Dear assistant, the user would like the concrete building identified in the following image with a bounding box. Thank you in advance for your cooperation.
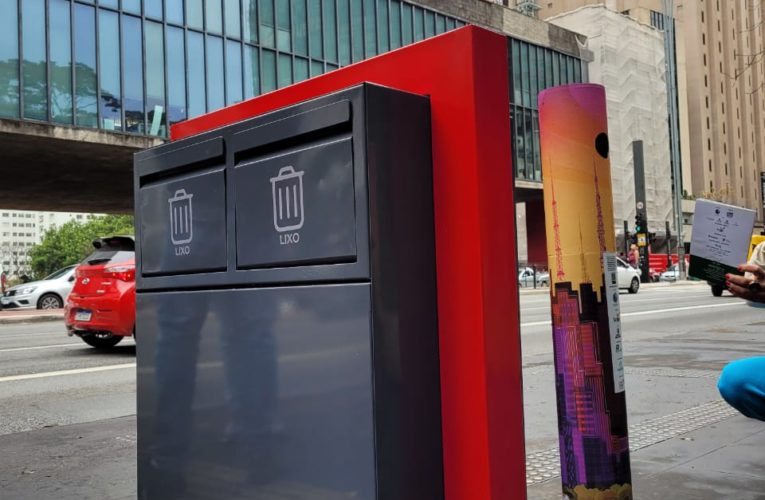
[0,210,96,277]
[547,5,673,237]
[539,0,765,227]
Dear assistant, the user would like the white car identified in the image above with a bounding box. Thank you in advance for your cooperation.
[1,265,77,309]
[518,267,550,287]
[660,264,680,282]
[616,257,641,294]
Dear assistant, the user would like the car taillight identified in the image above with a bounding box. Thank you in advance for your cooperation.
[103,265,135,282]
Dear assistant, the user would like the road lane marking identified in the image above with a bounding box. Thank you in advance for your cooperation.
[521,301,747,327]
[0,343,83,353]
[0,363,136,383]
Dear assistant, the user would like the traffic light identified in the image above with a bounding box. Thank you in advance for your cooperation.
[634,213,645,233]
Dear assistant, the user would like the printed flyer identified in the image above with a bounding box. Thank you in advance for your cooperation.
[689,199,755,284]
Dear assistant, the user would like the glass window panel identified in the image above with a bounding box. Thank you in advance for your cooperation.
[243,0,258,44]
[308,0,322,58]
[188,0,204,30]
[144,22,166,136]
[261,0,275,48]
[277,0,290,51]
[377,0,389,53]
[552,52,560,86]
[98,9,121,131]
[363,0,376,56]
[187,31,205,117]
[50,0,73,124]
[414,7,424,42]
[294,56,308,81]
[22,0,46,120]
[435,14,446,34]
[262,49,277,92]
[513,107,525,179]
[324,0,337,62]
[402,3,413,45]
[166,0,184,25]
[74,4,97,128]
[424,10,435,38]
[338,0,351,64]
[524,108,533,180]
[123,0,141,14]
[544,50,552,89]
[446,17,455,30]
[528,43,537,107]
[122,15,144,132]
[206,36,225,111]
[243,45,260,97]
[277,53,292,88]
[207,0,223,34]
[520,43,530,108]
[292,0,308,55]
[532,111,541,181]
[166,26,186,127]
[573,60,582,83]
[536,46,544,106]
[326,62,337,70]
[389,0,401,49]
[350,0,363,62]
[100,0,119,8]
[0,0,19,119]
[145,0,162,20]
[225,41,243,105]
[225,0,242,38]
[310,59,323,76]
[566,57,574,82]
[511,40,521,105]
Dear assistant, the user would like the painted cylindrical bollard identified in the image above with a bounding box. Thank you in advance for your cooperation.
[538,84,632,499]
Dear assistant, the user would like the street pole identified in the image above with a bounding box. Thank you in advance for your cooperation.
[663,0,686,279]
[665,220,673,268]
[623,220,629,257]
[539,85,631,498]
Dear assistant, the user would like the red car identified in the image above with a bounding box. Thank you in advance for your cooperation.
[65,236,135,349]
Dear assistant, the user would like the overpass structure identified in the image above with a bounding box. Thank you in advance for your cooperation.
[0,120,161,213]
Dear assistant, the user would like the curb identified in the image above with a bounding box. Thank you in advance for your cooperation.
[518,280,707,295]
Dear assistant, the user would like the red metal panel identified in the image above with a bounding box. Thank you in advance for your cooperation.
[172,26,525,500]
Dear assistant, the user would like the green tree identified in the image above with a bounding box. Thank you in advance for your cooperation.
[29,215,134,278]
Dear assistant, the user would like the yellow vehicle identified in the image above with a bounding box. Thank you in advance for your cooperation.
[710,234,765,296]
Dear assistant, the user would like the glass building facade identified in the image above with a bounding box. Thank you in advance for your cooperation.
[0,0,465,137]
[0,0,583,182]
[510,38,586,183]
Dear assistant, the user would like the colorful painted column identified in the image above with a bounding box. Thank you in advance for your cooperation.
[538,84,632,499]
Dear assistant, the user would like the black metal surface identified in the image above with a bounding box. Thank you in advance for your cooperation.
[134,83,443,499]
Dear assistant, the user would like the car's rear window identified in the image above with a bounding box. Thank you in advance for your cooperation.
[82,238,135,266]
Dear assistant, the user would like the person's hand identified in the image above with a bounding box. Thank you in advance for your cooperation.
[726,264,765,303]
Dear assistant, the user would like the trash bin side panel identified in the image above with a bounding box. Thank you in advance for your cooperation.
[140,168,227,276]
[364,86,444,499]
[137,284,375,499]
[235,138,357,269]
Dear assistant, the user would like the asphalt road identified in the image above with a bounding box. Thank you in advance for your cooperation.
[0,281,762,499]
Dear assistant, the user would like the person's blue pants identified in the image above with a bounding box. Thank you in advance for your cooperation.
[718,356,765,422]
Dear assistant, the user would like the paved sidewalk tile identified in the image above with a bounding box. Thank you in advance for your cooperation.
[528,414,765,500]
[0,415,136,500]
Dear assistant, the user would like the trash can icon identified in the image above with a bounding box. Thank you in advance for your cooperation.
[271,166,305,232]
[168,189,193,245]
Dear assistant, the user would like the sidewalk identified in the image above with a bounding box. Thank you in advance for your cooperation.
[528,412,765,499]
[0,410,761,499]
[0,308,64,324]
